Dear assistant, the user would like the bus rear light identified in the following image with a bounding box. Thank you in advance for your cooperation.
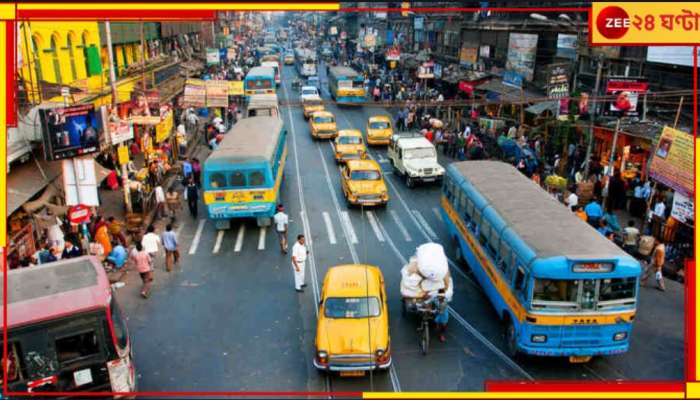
[526,316,537,323]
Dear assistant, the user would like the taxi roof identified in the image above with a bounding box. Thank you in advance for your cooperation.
[369,115,391,123]
[311,110,334,118]
[324,265,383,297]
[337,129,363,137]
[346,159,380,171]
[2,256,111,329]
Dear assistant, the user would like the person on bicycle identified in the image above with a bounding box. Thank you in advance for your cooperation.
[430,289,449,343]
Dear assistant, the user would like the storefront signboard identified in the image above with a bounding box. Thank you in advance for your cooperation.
[671,192,694,224]
[505,33,538,82]
[648,126,693,197]
[62,158,99,206]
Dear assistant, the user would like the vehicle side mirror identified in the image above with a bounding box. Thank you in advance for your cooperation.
[318,299,323,306]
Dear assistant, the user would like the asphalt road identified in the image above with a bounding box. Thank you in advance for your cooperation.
[115,60,685,393]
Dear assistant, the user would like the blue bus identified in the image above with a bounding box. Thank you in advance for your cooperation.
[328,66,366,105]
[244,66,276,96]
[441,161,641,363]
[203,116,287,229]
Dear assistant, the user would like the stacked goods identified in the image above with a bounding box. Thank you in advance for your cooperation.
[400,243,454,301]
[577,181,594,206]
[544,175,567,191]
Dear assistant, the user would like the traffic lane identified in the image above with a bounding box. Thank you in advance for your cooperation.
[310,117,530,390]
[280,76,396,392]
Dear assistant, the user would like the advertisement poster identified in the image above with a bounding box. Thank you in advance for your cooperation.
[546,64,570,99]
[206,80,230,107]
[39,104,102,161]
[117,144,130,165]
[385,46,401,61]
[648,126,693,197]
[329,26,338,35]
[556,34,577,59]
[503,70,523,88]
[479,45,490,58]
[101,105,134,145]
[228,81,244,96]
[646,46,697,67]
[155,112,174,143]
[434,63,443,79]
[183,78,206,108]
[414,16,424,30]
[459,47,478,66]
[417,61,435,79]
[505,33,538,82]
[671,192,694,224]
[62,158,99,206]
[206,48,220,65]
[606,79,649,116]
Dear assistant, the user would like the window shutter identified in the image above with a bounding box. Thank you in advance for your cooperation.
[86,45,103,76]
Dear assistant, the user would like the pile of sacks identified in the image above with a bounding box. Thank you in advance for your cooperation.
[400,243,453,301]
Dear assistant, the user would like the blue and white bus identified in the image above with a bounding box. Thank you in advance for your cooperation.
[244,66,276,96]
[294,48,317,77]
[328,66,366,105]
[203,116,287,229]
[441,161,641,363]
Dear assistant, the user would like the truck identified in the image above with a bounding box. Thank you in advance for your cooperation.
[387,133,445,188]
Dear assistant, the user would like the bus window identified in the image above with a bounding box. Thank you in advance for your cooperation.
[488,226,500,257]
[56,330,101,365]
[473,208,481,231]
[465,197,474,220]
[479,221,490,248]
[248,170,266,187]
[533,279,580,303]
[110,297,129,351]
[458,192,467,218]
[514,267,528,298]
[498,241,511,273]
[229,171,246,187]
[210,172,227,189]
[581,279,597,310]
[599,277,636,304]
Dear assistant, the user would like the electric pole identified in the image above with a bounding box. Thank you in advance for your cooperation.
[583,56,603,179]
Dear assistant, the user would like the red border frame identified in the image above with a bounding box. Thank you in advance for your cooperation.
[2,3,695,398]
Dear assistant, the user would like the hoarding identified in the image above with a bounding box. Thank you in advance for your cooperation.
[606,78,649,116]
[205,80,230,107]
[155,112,174,143]
[505,33,538,82]
[39,104,102,161]
[459,47,478,66]
[546,64,570,99]
[417,61,435,79]
[183,78,207,108]
[206,48,220,65]
[646,46,697,67]
[62,158,99,206]
[648,126,693,197]
[556,34,577,59]
[671,192,694,224]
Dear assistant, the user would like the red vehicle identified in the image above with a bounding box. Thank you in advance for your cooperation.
[2,256,136,395]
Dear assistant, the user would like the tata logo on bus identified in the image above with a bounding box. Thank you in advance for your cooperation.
[571,318,599,325]
[572,263,614,273]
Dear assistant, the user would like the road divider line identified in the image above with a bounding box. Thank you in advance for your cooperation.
[340,211,359,244]
[258,226,267,250]
[366,211,385,242]
[389,210,412,242]
[412,209,438,240]
[234,224,246,253]
[188,219,206,255]
[213,230,225,254]
[322,211,337,244]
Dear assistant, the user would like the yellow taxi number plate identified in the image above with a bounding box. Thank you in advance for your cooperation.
[339,370,366,377]
[569,356,592,363]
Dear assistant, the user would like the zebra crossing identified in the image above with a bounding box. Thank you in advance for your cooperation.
[178,207,445,255]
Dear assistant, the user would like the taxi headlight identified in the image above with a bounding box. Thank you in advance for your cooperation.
[613,332,627,341]
[375,349,385,358]
[317,350,328,361]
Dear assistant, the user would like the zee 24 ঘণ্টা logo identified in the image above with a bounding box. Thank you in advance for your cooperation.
[596,5,700,40]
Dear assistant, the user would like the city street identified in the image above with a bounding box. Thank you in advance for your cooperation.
[115,61,685,392]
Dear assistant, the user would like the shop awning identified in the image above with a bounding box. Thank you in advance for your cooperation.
[7,158,62,217]
[475,79,542,102]
[526,100,559,115]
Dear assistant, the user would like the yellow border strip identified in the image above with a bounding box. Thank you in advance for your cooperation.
[363,392,684,399]
[0,20,7,248]
[17,3,339,11]
[0,4,15,20]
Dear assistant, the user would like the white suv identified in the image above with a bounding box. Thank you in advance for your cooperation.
[387,133,445,188]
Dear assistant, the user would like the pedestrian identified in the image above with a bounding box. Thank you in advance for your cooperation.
[565,185,579,211]
[62,240,82,259]
[192,158,202,188]
[273,204,289,254]
[641,239,667,291]
[166,187,181,219]
[46,210,65,252]
[430,289,449,343]
[574,205,588,222]
[185,178,199,218]
[161,223,179,272]
[182,157,193,183]
[622,220,640,255]
[650,196,666,239]
[154,184,166,220]
[106,240,128,271]
[291,234,308,292]
[584,197,603,228]
[141,224,161,268]
[95,220,112,259]
[130,242,154,298]
[107,216,127,246]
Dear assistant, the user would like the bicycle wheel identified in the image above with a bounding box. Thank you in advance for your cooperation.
[420,320,429,355]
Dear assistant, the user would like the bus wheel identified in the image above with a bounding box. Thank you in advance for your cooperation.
[505,318,519,359]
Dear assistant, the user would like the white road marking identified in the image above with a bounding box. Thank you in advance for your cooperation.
[234,224,246,253]
[212,230,225,254]
[389,209,412,242]
[432,207,442,221]
[340,211,359,244]
[322,211,337,244]
[366,211,385,242]
[258,226,267,250]
[188,219,206,255]
[412,209,438,240]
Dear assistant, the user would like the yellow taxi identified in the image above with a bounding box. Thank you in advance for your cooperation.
[309,111,338,140]
[314,264,391,375]
[366,115,394,145]
[340,159,389,207]
[334,129,367,163]
[302,96,325,120]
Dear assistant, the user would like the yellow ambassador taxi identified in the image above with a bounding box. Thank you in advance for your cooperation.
[340,159,389,207]
[334,129,367,163]
[302,96,325,120]
[366,115,394,145]
[309,111,338,140]
[314,264,391,375]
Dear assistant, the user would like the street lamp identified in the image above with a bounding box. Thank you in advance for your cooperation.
[529,13,548,21]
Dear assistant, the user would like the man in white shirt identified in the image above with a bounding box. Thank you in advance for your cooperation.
[651,198,666,239]
[566,187,579,211]
[141,224,161,267]
[507,125,517,139]
[154,185,166,220]
[273,204,289,254]
[291,234,309,292]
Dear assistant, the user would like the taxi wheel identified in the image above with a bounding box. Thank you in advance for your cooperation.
[405,176,415,188]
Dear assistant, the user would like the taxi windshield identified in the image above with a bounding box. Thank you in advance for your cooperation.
[351,170,380,180]
[324,297,381,318]
[314,116,334,124]
[302,89,317,96]
[370,121,390,129]
[339,136,362,145]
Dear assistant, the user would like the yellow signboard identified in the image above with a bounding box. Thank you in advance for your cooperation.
[155,112,174,143]
[117,144,129,165]
[228,81,244,96]
[591,2,700,44]
[648,126,694,196]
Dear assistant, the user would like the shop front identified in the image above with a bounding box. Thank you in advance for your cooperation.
[593,124,657,181]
